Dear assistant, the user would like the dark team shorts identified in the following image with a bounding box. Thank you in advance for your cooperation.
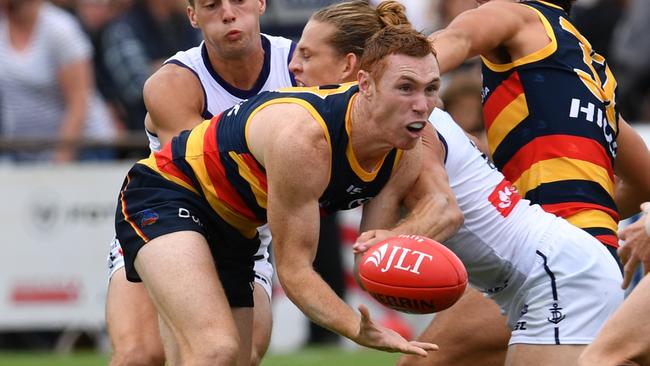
[115,163,260,307]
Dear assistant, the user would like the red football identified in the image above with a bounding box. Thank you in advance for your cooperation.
[358,235,467,314]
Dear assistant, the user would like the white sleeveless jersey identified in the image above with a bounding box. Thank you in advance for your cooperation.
[430,109,558,300]
[145,34,296,151]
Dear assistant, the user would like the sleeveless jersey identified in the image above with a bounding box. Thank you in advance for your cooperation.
[139,83,403,238]
[146,34,296,151]
[480,0,619,246]
[430,108,557,299]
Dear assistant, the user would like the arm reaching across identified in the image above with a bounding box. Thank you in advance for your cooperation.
[355,124,463,253]
[258,103,436,356]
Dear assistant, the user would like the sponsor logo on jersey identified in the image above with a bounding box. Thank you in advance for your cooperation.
[138,209,159,227]
[488,179,521,217]
[547,303,566,324]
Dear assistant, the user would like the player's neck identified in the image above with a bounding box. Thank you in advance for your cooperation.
[206,41,265,91]
[349,95,392,172]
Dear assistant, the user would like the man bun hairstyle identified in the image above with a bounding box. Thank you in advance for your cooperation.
[311,0,410,58]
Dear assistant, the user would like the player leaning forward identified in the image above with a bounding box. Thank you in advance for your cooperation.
[114,26,440,365]
[354,112,624,364]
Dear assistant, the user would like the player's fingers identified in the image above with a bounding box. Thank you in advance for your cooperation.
[401,344,432,357]
[409,341,439,352]
[622,256,640,289]
[357,304,371,322]
[618,245,630,265]
[352,243,369,254]
[641,202,650,213]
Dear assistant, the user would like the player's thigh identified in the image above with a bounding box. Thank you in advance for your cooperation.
[106,268,162,353]
[506,344,584,366]
[251,283,272,365]
[397,287,509,366]
[135,231,240,350]
[580,275,650,366]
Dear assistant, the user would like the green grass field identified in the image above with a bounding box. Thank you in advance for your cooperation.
[0,346,401,366]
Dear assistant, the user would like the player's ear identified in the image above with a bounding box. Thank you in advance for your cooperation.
[358,70,374,99]
[258,0,266,14]
[341,53,359,83]
[187,4,199,28]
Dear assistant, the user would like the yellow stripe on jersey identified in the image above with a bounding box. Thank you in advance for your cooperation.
[536,0,563,10]
[481,6,558,72]
[392,149,405,173]
[513,157,615,197]
[276,82,358,97]
[229,151,268,209]
[184,123,259,239]
[138,156,200,196]
[487,93,529,156]
[565,208,619,233]
[245,97,333,182]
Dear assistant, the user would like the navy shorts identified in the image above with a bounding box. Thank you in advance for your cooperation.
[115,163,260,307]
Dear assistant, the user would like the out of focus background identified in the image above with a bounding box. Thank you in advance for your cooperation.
[0,0,648,364]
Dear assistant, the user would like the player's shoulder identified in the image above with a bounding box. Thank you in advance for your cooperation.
[144,63,202,101]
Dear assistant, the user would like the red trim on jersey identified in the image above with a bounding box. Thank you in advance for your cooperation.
[239,153,268,192]
[483,71,524,130]
[595,234,619,248]
[203,116,257,220]
[501,135,615,183]
[541,202,620,223]
[154,143,194,188]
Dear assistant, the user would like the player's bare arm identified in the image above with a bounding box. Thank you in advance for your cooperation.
[613,116,650,219]
[356,124,463,254]
[430,1,548,73]
[252,103,434,356]
[143,63,205,145]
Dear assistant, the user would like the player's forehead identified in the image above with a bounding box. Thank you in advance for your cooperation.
[297,20,335,49]
[382,53,439,84]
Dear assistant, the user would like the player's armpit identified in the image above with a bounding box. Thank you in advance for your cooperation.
[143,63,205,146]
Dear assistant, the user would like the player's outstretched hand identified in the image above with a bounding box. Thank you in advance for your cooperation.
[353,230,396,254]
[353,304,438,357]
[618,203,650,289]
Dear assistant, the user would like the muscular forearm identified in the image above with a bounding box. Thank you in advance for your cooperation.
[278,264,360,340]
[397,193,463,243]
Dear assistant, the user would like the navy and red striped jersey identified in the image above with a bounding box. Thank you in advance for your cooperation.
[138,82,402,238]
[481,0,620,246]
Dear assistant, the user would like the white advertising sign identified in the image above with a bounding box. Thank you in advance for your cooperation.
[0,162,132,330]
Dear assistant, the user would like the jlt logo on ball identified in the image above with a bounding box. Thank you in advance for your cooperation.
[364,242,433,275]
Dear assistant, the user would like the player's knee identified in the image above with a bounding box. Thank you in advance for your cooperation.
[110,345,165,366]
[249,349,263,366]
[190,338,240,365]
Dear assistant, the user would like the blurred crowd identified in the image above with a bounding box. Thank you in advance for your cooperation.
[0,0,648,164]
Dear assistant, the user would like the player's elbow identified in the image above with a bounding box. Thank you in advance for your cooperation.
[275,260,308,299]
[446,204,464,237]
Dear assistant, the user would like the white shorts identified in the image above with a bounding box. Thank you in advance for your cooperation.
[496,219,623,345]
[108,224,274,300]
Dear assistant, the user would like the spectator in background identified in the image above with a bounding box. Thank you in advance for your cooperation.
[0,0,117,162]
[101,0,200,132]
[75,0,127,137]
[609,0,650,122]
